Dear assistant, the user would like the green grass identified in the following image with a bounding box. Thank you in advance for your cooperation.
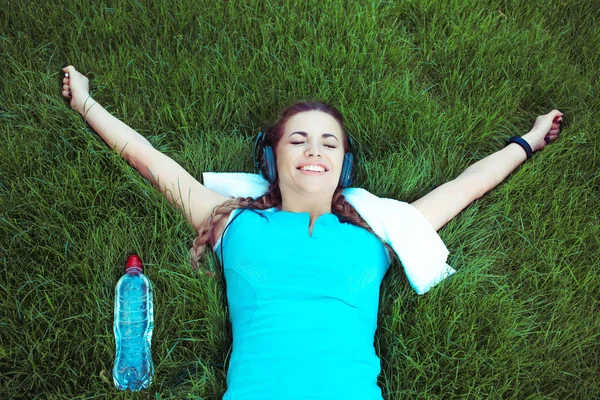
[2,0,599,398]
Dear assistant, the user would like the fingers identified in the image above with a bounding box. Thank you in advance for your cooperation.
[554,115,564,136]
[62,66,72,98]
[61,65,90,95]
[543,109,564,133]
[544,112,565,143]
[545,124,561,139]
[61,65,76,83]
[553,114,564,129]
[543,110,564,127]
[62,83,71,98]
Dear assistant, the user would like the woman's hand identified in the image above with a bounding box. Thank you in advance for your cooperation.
[521,109,564,152]
[61,65,91,116]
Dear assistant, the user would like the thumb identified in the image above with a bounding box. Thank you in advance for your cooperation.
[62,65,76,77]
[548,109,563,121]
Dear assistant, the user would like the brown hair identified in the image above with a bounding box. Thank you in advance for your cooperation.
[190,101,393,272]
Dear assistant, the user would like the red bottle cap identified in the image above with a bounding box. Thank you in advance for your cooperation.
[125,254,143,273]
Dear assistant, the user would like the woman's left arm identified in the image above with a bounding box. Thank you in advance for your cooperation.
[411,110,564,231]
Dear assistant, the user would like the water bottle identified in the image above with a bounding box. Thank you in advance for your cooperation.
[113,254,154,391]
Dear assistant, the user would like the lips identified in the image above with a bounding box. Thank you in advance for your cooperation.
[296,163,328,172]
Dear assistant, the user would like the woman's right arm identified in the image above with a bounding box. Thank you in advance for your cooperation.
[61,65,230,230]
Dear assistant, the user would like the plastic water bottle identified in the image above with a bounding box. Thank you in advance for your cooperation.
[113,254,154,391]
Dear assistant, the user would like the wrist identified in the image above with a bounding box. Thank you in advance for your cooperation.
[507,136,533,159]
[78,95,97,119]
[520,131,542,153]
[73,93,89,115]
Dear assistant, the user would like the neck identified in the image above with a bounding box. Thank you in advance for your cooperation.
[279,192,333,218]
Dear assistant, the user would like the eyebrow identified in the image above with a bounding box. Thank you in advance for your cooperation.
[288,131,339,141]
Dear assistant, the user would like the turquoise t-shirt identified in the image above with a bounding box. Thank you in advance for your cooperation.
[215,207,392,400]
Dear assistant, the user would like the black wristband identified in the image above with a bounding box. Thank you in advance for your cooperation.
[507,136,533,159]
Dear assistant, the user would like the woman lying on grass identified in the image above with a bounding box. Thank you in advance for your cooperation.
[61,65,563,399]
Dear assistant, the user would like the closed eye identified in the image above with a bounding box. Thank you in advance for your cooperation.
[290,141,337,149]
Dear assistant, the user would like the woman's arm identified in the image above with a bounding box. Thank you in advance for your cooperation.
[411,110,564,231]
[61,65,230,230]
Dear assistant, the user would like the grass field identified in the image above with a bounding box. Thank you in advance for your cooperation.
[1,0,599,398]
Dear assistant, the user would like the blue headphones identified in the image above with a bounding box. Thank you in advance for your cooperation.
[253,131,355,188]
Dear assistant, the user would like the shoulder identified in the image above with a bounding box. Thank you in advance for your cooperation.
[210,207,273,251]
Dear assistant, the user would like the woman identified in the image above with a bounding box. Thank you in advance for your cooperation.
[61,65,563,399]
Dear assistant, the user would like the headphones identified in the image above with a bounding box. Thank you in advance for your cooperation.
[253,130,355,188]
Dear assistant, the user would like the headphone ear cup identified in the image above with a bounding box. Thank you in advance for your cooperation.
[263,146,277,183]
[339,152,354,188]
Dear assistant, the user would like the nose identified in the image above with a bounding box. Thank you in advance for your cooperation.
[304,141,321,157]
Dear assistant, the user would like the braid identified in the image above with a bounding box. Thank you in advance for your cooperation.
[189,197,251,271]
[189,183,282,273]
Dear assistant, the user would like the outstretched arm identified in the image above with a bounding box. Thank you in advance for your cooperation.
[61,66,229,230]
[411,110,564,231]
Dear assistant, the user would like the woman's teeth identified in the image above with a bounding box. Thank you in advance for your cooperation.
[300,165,325,172]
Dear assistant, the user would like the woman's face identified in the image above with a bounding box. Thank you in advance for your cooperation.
[275,110,346,196]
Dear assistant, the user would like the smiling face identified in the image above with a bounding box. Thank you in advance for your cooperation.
[274,110,346,199]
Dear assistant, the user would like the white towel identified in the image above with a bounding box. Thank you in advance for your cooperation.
[202,172,456,294]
